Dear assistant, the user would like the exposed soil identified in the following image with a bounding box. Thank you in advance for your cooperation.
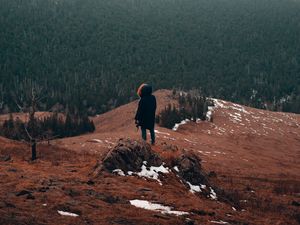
[0,89,299,225]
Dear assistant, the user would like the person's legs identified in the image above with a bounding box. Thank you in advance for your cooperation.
[141,128,147,141]
[150,128,155,145]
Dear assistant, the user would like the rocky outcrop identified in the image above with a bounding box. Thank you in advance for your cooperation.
[98,139,162,173]
[95,139,209,186]
[174,152,209,185]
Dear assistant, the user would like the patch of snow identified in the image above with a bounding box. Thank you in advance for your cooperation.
[113,169,126,176]
[172,119,190,131]
[129,161,170,185]
[58,210,79,217]
[217,127,226,133]
[155,130,170,136]
[212,99,225,108]
[212,98,250,115]
[90,139,103,143]
[250,89,258,100]
[206,106,214,121]
[173,166,179,172]
[105,140,115,145]
[209,187,217,200]
[231,103,250,114]
[228,113,242,122]
[130,199,189,216]
[187,182,201,193]
[187,182,206,194]
[210,220,229,224]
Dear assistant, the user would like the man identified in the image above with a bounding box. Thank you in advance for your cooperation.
[135,84,157,145]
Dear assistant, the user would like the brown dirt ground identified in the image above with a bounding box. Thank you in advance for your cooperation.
[1,89,300,225]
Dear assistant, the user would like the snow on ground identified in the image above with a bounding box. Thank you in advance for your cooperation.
[187,182,206,194]
[112,169,126,176]
[113,161,170,185]
[57,210,79,217]
[209,187,218,200]
[135,161,170,185]
[210,220,229,224]
[90,139,103,143]
[211,98,251,115]
[129,200,189,216]
[173,166,179,172]
[186,182,217,200]
[173,119,190,131]
[228,112,242,123]
[105,140,115,145]
[208,98,296,136]
[155,129,170,136]
[206,106,214,121]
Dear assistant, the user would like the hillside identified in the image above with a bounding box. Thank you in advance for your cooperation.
[0,90,299,224]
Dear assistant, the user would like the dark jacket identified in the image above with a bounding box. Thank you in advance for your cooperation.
[135,85,157,130]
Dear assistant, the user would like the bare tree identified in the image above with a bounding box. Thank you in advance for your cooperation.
[11,80,46,160]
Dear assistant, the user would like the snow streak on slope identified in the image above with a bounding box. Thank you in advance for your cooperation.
[129,200,189,216]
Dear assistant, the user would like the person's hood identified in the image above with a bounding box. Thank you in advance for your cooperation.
[137,84,152,97]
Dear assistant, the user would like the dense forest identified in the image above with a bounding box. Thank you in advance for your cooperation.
[0,113,95,141]
[1,0,300,115]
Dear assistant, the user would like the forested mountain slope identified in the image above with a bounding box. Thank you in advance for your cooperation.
[1,0,300,114]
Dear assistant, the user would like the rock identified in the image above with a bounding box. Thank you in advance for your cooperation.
[26,193,35,200]
[191,209,215,216]
[87,180,95,185]
[175,152,208,185]
[1,155,11,162]
[4,202,16,208]
[185,218,195,225]
[138,188,152,192]
[292,201,300,207]
[38,187,50,192]
[161,143,179,152]
[208,171,217,178]
[85,189,122,204]
[98,139,162,173]
[16,190,32,197]
[66,189,80,197]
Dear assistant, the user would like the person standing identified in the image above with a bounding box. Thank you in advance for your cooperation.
[135,84,157,145]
